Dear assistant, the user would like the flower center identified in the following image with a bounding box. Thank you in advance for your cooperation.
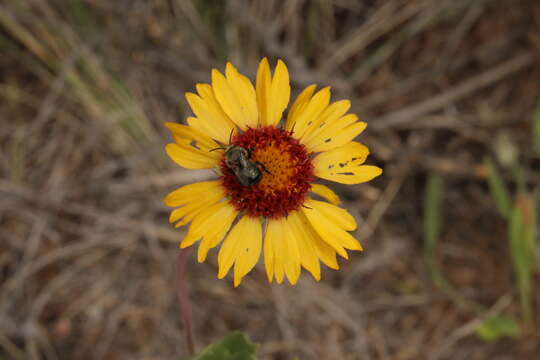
[220,126,314,218]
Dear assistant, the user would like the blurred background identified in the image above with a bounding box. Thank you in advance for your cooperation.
[1,0,539,359]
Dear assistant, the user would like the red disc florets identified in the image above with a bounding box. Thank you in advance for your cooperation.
[220,126,314,218]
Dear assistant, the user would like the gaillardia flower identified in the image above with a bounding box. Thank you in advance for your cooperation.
[165,58,382,286]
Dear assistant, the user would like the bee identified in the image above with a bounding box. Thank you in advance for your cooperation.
[223,145,262,186]
[210,130,270,186]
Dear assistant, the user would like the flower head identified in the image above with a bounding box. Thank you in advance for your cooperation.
[165,58,382,286]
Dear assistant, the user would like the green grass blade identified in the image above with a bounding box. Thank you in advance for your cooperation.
[485,157,512,218]
[424,173,445,287]
[509,198,535,324]
[533,102,540,156]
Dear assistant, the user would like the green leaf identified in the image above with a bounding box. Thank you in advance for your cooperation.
[423,173,445,287]
[191,332,257,360]
[476,315,521,342]
[484,157,512,218]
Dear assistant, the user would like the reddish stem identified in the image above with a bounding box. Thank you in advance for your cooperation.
[176,248,195,355]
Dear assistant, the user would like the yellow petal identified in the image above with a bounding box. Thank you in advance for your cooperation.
[288,211,321,281]
[256,58,272,126]
[212,66,257,130]
[286,86,331,139]
[164,181,223,207]
[315,238,339,269]
[302,207,347,258]
[318,164,382,185]
[303,114,359,150]
[310,184,341,205]
[173,202,226,229]
[217,223,242,279]
[164,122,218,150]
[195,83,236,135]
[296,211,339,269]
[263,220,275,282]
[281,217,301,285]
[285,85,317,131]
[185,87,236,144]
[226,63,258,127]
[233,220,263,287]
[198,228,228,263]
[266,218,286,284]
[313,142,382,184]
[180,201,235,248]
[211,69,246,129]
[306,198,357,231]
[166,181,224,229]
[257,58,291,127]
[269,59,290,126]
[265,218,292,284]
[309,122,367,152]
[217,216,262,287]
[170,202,206,225]
[165,141,220,169]
[197,203,238,262]
[301,99,350,144]
[302,201,363,257]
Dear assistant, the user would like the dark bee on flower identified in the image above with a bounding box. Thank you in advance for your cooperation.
[223,146,262,186]
[210,130,270,186]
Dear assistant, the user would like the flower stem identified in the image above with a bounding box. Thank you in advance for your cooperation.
[176,247,195,355]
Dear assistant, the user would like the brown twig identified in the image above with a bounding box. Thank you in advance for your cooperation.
[371,52,536,130]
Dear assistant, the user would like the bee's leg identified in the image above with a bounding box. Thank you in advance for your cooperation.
[212,166,223,177]
[255,161,272,175]
[289,122,296,135]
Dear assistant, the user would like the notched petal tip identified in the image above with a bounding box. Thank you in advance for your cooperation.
[275,59,289,75]
[288,276,299,285]
[211,68,223,81]
[320,85,332,94]
[225,62,238,77]
[259,57,269,66]
[184,91,197,102]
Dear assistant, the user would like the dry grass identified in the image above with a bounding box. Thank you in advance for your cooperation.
[1,0,540,359]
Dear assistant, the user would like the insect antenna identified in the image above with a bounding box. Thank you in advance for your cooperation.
[209,146,227,152]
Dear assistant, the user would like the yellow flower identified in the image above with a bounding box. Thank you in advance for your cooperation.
[164,58,382,286]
